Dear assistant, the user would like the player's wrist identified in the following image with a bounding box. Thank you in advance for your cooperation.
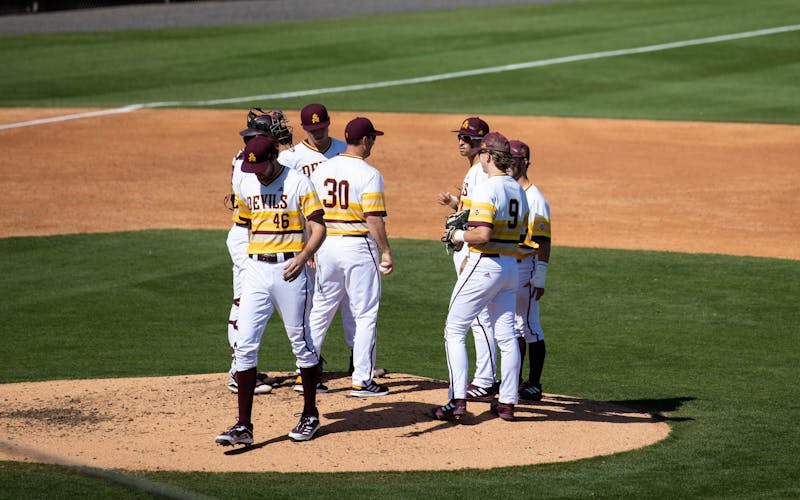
[531,260,548,288]
[452,229,465,243]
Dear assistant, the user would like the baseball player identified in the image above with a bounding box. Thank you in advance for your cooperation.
[507,140,551,402]
[225,108,293,396]
[308,117,394,398]
[437,117,500,403]
[435,132,529,422]
[277,103,356,391]
[215,135,327,445]
[279,103,347,176]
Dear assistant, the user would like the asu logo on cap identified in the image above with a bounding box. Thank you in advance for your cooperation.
[453,116,489,138]
[248,152,257,162]
[300,103,331,131]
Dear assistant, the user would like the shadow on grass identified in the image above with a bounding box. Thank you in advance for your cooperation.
[607,397,695,422]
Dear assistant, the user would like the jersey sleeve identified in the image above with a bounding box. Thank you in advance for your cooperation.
[523,186,551,246]
[362,170,387,217]
[467,182,494,228]
[298,175,325,221]
[230,154,250,227]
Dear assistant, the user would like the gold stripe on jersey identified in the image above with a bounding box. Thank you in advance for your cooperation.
[513,215,550,260]
[322,204,368,235]
[238,188,324,254]
[323,191,386,236]
[361,191,387,217]
[529,214,551,239]
[467,201,528,256]
[231,195,248,226]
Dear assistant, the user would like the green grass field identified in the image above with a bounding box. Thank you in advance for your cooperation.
[2,0,799,498]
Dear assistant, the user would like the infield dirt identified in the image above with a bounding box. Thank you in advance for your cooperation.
[0,109,797,472]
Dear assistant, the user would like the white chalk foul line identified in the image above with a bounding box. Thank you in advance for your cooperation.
[1,24,797,130]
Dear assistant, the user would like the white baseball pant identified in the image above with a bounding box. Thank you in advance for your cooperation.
[234,256,319,372]
[309,235,382,387]
[445,253,520,405]
[452,245,498,389]
[515,256,545,342]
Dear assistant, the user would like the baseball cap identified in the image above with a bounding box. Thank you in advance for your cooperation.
[241,135,278,173]
[480,131,511,154]
[344,117,384,141]
[509,140,531,160]
[452,116,489,139]
[300,103,330,131]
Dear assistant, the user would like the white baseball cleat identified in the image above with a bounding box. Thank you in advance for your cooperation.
[227,372,273,394]
[350,381,389,397]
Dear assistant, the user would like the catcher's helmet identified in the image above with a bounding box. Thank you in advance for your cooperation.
[240,108,293,146]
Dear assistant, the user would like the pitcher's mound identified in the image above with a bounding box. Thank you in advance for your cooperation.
[0,372,669,472]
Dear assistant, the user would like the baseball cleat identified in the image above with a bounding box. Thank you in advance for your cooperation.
[490,401,515,421]
[288,414,321,442]
[292,374,330,393]
[215,423,254,446]
[350,381,389,397]
[519,382,543,402]
[432,399,467,421]
[465,382,497,403]
[227,372,273,394]
[226,375,237,394]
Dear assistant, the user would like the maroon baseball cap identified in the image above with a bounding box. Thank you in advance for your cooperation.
[300,103,330,131]
[241,135,278,173]
[452,116,489,139]
[345,117,384,141]
[480,131,511,154]
[509,140,531,160]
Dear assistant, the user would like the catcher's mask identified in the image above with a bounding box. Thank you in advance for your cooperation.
[240,108,294,146]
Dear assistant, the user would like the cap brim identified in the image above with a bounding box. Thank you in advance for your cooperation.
[374,130,385,136]
[241,162,269,173]
[301,120,330,132]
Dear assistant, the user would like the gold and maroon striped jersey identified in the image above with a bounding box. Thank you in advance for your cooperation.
[514,181,551,259]
[230,150,249,226]
[234,165,324,254]
[457,159,487,213]
[467,174,529,256]
[310,153,387,236]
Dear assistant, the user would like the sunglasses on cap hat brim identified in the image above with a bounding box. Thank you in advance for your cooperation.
[458,134,483,141]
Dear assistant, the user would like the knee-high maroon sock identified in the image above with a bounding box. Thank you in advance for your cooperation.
[528,340,546,386]
[236,367,257,426]
[299,364,320,417]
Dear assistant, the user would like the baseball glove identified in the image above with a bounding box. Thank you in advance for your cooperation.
[441,209,470,253]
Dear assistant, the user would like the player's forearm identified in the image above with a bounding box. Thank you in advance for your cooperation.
[461,226,491,245]
[366,216,392,254]
[300,220,327,262]
[533,236,551,262]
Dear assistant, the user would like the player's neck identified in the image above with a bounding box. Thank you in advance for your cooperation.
[486,163,507,177]
[256,164,285,186]
[344,144,367,159]
[308,136,331,152]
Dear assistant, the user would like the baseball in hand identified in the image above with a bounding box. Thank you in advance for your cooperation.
[379,264,390,275]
